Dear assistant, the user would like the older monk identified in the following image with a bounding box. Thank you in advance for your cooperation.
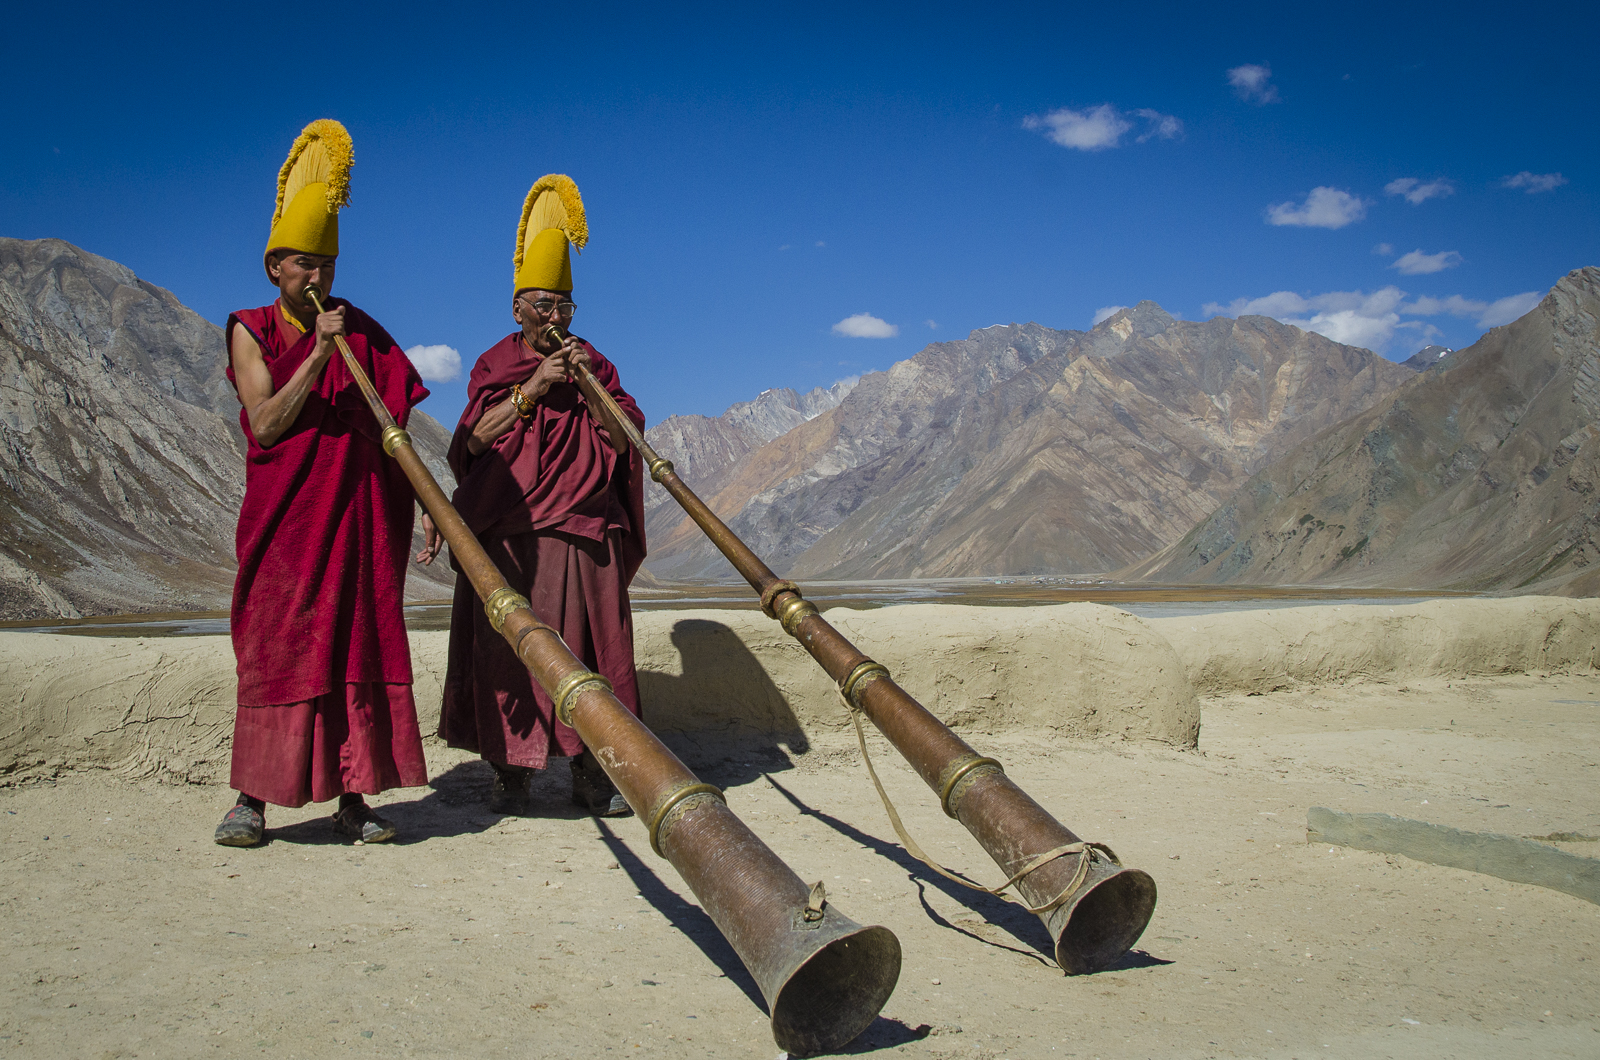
[438,174,645,817]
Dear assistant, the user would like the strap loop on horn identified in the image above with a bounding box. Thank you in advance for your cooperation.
[837,690,1120,956]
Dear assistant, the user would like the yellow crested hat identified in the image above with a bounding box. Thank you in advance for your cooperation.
[263,119,353,267]
[514,174,587,294]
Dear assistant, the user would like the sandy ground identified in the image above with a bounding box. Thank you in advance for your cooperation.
[3,667,1598,1059]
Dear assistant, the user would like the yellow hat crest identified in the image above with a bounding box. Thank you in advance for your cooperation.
[514,174,587,293]
[264,119,353,263]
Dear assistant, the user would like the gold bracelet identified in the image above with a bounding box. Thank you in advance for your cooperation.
[510,384,534,421]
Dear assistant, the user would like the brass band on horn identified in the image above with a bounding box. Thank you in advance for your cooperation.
[544,319,1158,976]
[302,285,902,1055]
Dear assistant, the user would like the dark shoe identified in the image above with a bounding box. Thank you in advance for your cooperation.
[332,802,396,844]
[214,803,264,847]
[570,755,632,818]
[488,764,532,815]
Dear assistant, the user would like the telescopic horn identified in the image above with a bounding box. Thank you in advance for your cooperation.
[304,287,901,1053]
[543,320,1156,975]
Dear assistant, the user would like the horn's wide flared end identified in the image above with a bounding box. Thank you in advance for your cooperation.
[769,922,901,1056]
[1052,866,1158,975]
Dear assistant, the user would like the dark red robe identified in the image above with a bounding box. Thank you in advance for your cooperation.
[438,333,646,770]
[224,299,430,806]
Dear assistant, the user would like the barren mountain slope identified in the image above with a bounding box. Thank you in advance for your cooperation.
[644,304,1411,580]
[1124,267,1600,594]
[0,238,453,618]
[640,381,853,552]
[792,303,1412,578]
[642,323,1076,579]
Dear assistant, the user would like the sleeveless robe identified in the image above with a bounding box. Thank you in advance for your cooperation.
[223,298,430,806]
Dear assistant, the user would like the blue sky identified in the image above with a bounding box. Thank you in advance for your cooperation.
[3,1,1594,428]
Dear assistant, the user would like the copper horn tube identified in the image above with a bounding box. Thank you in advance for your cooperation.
[303,288,900,1054]
[548,323,1156,974]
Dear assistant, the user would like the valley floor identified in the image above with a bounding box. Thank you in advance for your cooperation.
[3,674,1598,1059]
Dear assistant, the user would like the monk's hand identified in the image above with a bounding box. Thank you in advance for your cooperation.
[566,338,593,378]
[313,305,347,362]
[415,511,442,565]
[527,346,572,399]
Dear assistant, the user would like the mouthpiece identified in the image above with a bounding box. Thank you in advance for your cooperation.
[302,284,325,311]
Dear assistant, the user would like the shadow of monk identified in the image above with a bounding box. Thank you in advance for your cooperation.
[638,618,809,787]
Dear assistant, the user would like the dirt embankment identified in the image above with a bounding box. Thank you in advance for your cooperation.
[3,597,1596,784]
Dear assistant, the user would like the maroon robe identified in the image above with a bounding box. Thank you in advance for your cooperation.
[224,299,430,806]
[438,333,646,770]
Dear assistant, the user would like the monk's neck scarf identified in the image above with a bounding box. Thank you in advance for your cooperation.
[278,298,308,334]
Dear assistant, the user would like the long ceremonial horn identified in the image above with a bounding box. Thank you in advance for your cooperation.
[301,287,901,1055]
[546,323,1156,974]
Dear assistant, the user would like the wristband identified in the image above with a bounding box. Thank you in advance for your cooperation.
[510,384,535,421]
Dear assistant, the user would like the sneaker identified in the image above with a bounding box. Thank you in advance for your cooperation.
[214,803,264,847]
[570,755,632,818]
[488,764,532,816]
[331,802,396,844]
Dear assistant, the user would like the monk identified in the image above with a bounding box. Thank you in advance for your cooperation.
[214,120,430,847]
[438,174,645,817]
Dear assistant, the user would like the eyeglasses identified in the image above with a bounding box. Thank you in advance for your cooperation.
[520,294,577,320]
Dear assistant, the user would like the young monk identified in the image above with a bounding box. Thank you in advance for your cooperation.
[213,119,430,847]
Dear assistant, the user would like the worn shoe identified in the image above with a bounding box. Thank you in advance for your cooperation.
[488,764,532,816]
[570,755,632,818]
[214,803,264,847]
[331,802,397,844]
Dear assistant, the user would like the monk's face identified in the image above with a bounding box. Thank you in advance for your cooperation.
[513,288,574,352]
[268,251,337,315]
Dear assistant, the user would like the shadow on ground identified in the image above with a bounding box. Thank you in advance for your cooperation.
[642,618,810,789]
[591,816,767,1012]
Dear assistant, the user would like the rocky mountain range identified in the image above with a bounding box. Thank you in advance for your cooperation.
[0,238,453,619]
[642,381,855,549]
[8,235,1591,616]
[640,306,1414,581]
[1122,267,1600,596]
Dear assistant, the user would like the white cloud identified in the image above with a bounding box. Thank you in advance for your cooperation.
[832,313,898,338]
[1266,186,1367,229]
[925,319,939,330]
[1024,104,1130,151]
[1391,249,1463,275]
[1227,63,1279,104]
[1373,242,1394,256]
[1203,284,1547,351]
[1092,305,1129,326]
[1204,287,1411,350]
[1133,109,1185,142]
[1408,290,1544,328]
[1384,177,1455,205]
[1502,171,1567,194]
[1023,105,1181,151]
[405,343,461,382]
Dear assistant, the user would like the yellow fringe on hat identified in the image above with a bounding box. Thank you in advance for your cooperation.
[265,119,353,258]
[273,119,353,225]
[513,174,587,293]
